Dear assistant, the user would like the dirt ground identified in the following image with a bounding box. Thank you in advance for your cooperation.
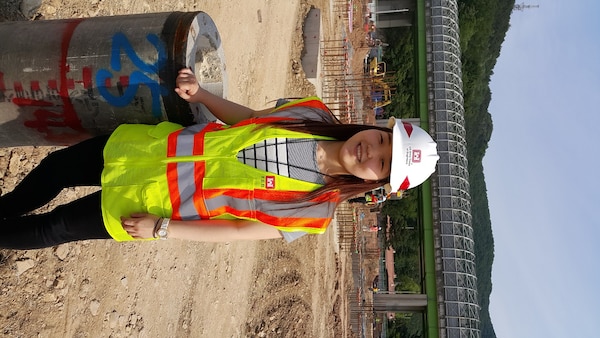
[0,0,371,337]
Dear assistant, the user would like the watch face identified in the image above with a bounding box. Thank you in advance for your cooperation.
[158,229,168,237]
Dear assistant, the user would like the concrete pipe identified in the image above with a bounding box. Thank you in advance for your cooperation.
[0,11,227,146]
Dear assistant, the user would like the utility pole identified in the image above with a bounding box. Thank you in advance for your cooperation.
[514,2,540,11]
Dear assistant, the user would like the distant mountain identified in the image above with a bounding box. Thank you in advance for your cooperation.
[455,1,515,336]
[381,1,516,337]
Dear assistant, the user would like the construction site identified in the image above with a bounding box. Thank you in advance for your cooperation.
[0,0,478,337]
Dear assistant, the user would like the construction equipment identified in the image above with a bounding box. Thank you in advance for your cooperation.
[369,57,387,77]
[371,78,391,108]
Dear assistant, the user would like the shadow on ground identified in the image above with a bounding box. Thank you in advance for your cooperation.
[0,0,27,22]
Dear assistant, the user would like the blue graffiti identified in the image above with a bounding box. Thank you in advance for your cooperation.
[97,32,168,118]
[97,70,167,112]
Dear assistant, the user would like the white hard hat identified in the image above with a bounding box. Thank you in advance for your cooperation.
[388,117,439,192]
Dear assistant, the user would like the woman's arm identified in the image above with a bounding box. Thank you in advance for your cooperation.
[121,213,283,242]
[175,68,273,125]
[168,218,283,242]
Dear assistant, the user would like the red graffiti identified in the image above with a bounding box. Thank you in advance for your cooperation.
[58,20,82,128]
[31,81,40,91]
[13,96,89,144]
[14,81,23,94]
[48,79,58,90]
[12,98,53,107]
[82,66,92,89]
[12,19,87,142]
[119,75,129,87]
[14,97,80,130]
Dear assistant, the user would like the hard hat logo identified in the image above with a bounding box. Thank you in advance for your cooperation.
[412,149,422,163]
[403,146,420,166]
[389,118,439,192]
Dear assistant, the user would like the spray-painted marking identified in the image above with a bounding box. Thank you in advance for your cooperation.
[96,32,168,117]
[12,98,53,107]
[48,79,58,90]
[82,67,93,89]
[58,19,84,131]
[15,19,86,143]
[14,82,23,96]
[14,96,90,144]
[119,76,129,87]
[0,28,85,139]
[15,98,72,136]
[2,21,168,143]
[31,81,40,91]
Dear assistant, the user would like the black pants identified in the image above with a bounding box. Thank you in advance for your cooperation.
[0,135,112,249]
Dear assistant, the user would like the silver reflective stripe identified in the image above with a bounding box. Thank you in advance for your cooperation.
[202,193,335,222]
[256,198,335,220]
[204,194,254,217]
[176,162,200,220]
[175,125,204,156]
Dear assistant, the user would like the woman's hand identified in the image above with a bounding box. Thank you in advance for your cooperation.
[175,68,203,102]
[121,213,160,239]
[174,68,273,125]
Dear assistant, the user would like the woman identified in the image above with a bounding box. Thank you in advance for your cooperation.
[0,69,438,249]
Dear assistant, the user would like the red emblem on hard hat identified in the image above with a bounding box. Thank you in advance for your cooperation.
[412,150,422,163]
[399,177,410,191]
[402,122,413,137]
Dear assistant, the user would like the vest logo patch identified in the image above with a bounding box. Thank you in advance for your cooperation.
[265,176,276,189]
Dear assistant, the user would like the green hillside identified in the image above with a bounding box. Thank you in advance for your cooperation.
[380,1,515,337]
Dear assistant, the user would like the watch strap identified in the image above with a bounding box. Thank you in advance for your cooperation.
[157,217,170,240]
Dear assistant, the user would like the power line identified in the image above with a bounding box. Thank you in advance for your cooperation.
[514,2,540,11]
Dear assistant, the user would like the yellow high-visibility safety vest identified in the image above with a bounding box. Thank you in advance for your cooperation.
[101,99,340,241]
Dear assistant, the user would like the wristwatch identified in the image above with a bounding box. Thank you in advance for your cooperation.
[156,218,170,240]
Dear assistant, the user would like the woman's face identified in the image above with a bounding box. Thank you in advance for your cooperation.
[339,129,392,181]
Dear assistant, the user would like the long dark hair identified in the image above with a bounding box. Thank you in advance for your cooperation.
[259,106,392,203]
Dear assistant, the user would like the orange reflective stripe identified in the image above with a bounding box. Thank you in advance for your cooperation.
[167,129,181,157]
[166,162,182,220]
[209,206,253,219]
[252,189,306,201]
[254,189,340,204]
[273,97,331,113]
[192,133,204,156]
[202,188,247,200]
[233,116,294,128]
[310,190,341,204]
[192,161,209,218]
[192,122,223,155]
[293,99,330,111]
[254,210,329,230]
[167,129,183,219]
[208,206,329,231]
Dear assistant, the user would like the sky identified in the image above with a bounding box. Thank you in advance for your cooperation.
[485,1,600,337]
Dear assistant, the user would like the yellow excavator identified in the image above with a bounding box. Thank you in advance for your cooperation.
[371,78,391,108]
[368,57,386,77]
